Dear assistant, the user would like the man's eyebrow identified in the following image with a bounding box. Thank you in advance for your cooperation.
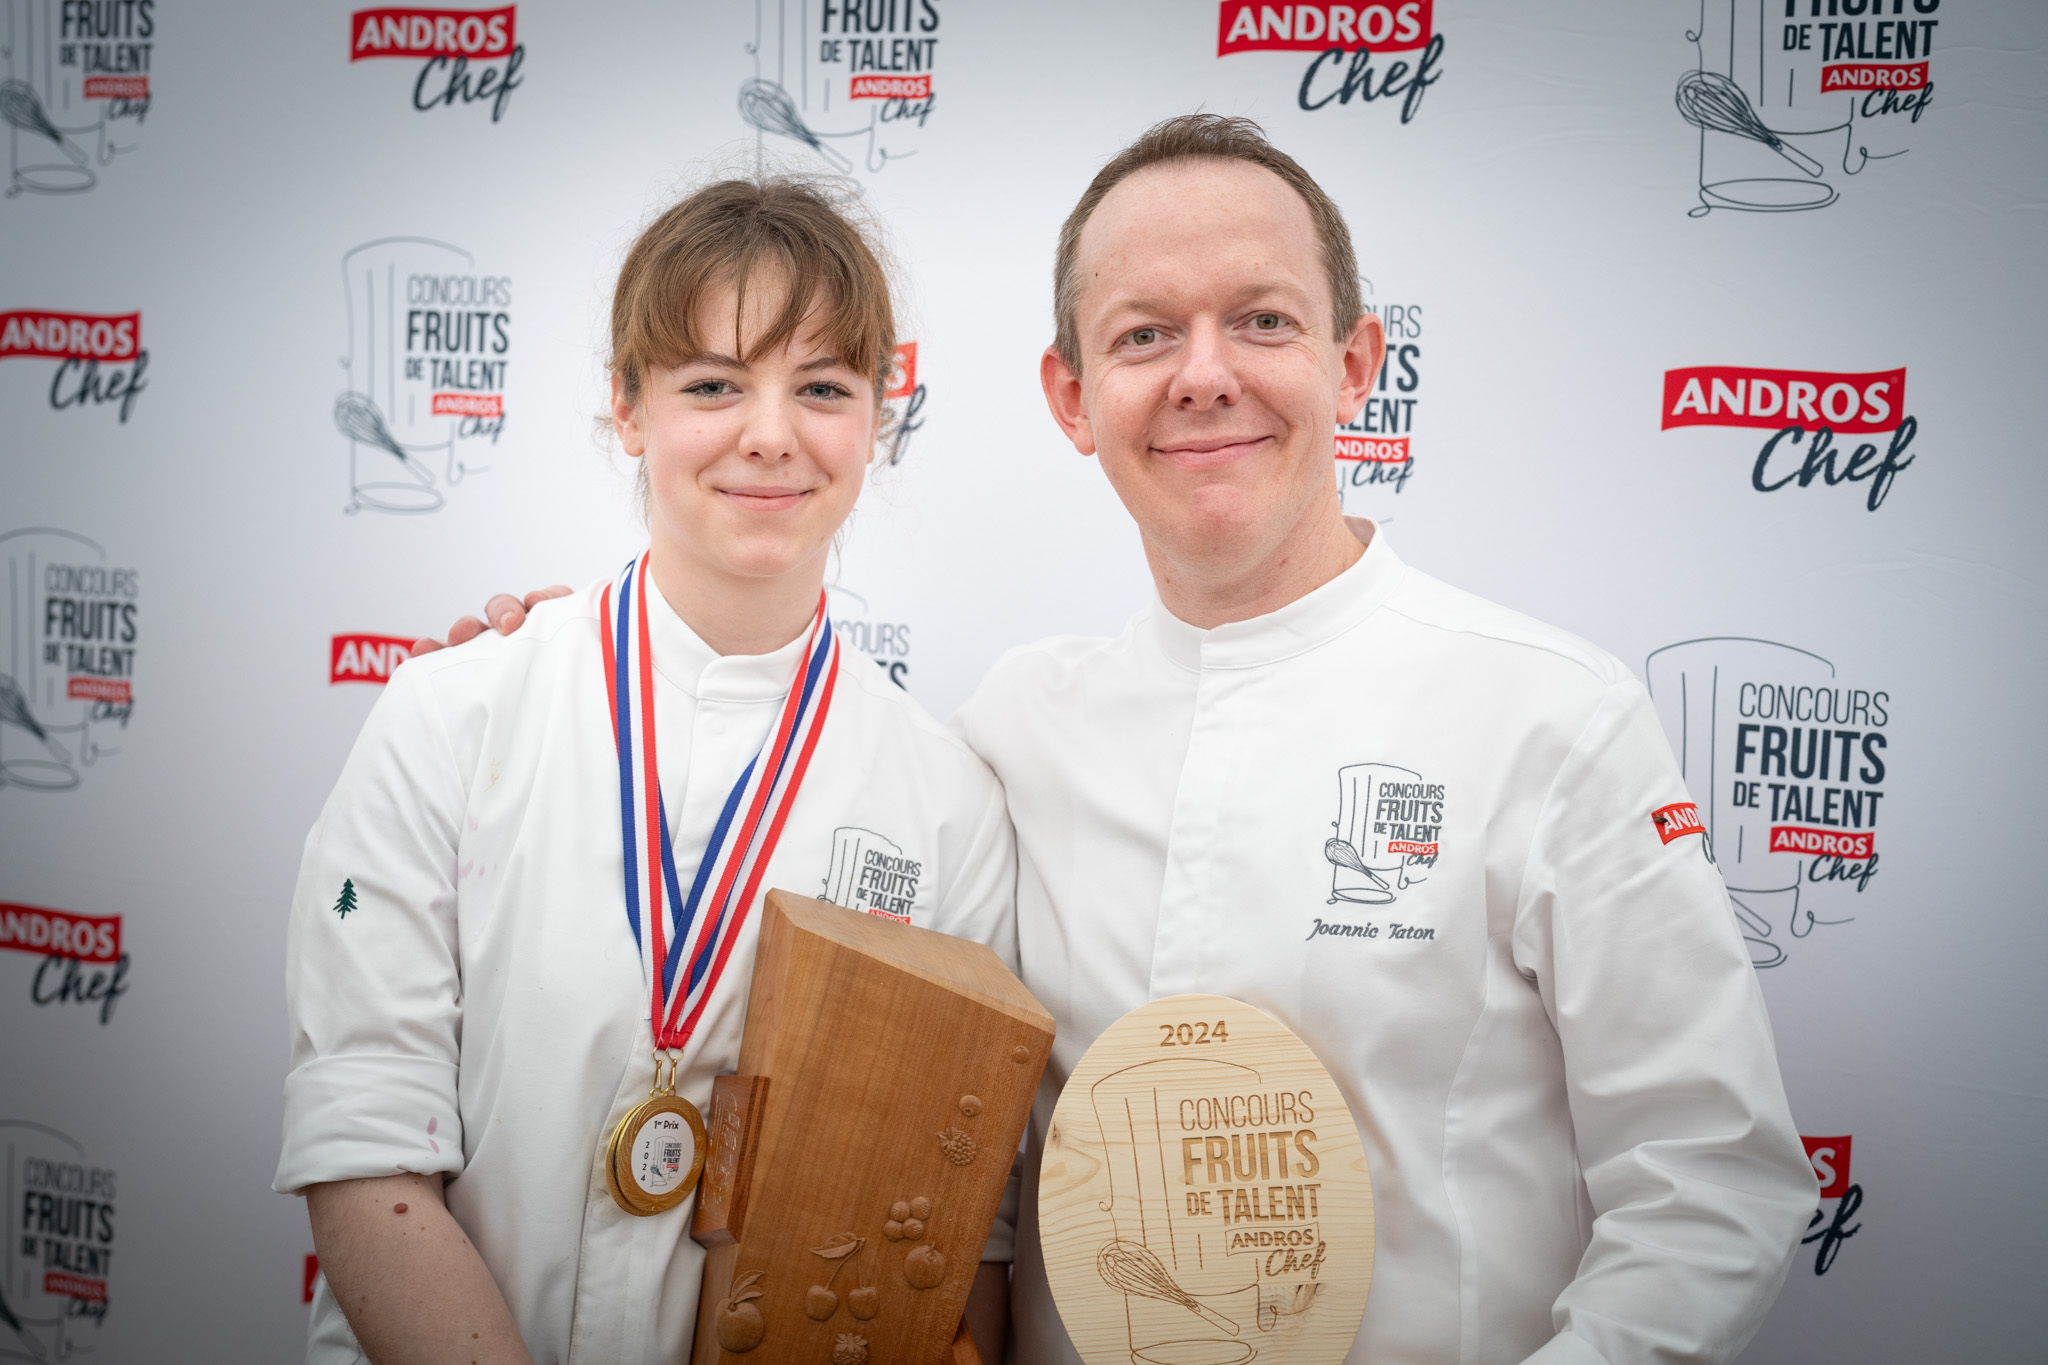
[1095,281,1315,320]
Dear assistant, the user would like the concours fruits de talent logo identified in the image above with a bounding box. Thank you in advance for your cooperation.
[2,1,153,197]
[1648,638,1892,969]
[735,0,944,176]
[1675,0,1944,216]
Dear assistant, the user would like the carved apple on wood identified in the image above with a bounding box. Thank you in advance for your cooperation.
[903,1244,946,1290]
[716,1271,767,1352]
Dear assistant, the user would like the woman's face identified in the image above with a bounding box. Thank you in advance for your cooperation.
[614,278,878,595]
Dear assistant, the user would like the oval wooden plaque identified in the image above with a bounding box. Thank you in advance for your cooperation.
[1040,995,1373,1365]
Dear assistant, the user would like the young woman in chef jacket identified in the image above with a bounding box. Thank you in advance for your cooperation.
[274,179,1017,1365]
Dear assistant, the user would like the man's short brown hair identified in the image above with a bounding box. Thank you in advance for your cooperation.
[1052,114,1363,371]
[609,176,895,409]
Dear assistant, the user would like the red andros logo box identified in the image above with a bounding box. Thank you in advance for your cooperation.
[0,312,141,362]
[1662,365,1906,436]
[1218,2,1433,55]
[350,7,516,60]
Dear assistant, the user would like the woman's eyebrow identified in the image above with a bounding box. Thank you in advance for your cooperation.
[796,355,849,372]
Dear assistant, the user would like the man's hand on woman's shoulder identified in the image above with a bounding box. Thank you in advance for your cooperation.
[411,585,573,657]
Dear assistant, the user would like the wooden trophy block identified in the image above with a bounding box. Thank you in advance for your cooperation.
[692,890,1054,1365]
[1039,995,1374,1365]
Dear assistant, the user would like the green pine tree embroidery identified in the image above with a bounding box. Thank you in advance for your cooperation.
[333,878,358,920]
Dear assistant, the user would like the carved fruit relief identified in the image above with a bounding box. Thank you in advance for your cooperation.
[832,1333,870,1364]
[903,1244,946,1290]
[846,1286,880,1320]
[958,1095,982,1117]
[937,1127,977,1166]
[717,1271,767,1352]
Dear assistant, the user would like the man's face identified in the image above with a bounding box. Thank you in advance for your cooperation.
[1043,158,1381,575]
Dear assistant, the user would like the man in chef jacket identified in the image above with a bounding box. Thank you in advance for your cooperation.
[435,116,1817,1364]
[952,115,1817,1365]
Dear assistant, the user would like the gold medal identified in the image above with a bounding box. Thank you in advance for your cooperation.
[606,1052,709,1217]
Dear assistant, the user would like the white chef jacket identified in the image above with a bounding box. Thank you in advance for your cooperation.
[275,577,1016,1365]
[954,523,1816,1365]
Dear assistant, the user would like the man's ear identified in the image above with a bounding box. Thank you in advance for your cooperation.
[612,372,647,458]
[1040,345,1097,457]
[1334,312,1386,427]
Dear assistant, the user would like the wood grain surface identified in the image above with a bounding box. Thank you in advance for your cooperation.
[1039,995,1373,1365]
[691,890,1053,1365]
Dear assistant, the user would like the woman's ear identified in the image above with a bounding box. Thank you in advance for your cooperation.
[612,371,646,457]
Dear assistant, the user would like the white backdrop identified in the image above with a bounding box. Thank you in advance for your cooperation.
[3,1,2044,1360]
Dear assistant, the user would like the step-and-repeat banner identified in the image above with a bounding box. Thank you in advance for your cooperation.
[3,2,2042,1360]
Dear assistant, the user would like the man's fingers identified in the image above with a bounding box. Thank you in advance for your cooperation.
[483,593,526,635]
[447,616,487,647]
[410,636,446,656]
[523,585,573,611]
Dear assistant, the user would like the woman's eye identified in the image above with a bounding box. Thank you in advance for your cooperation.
[686,380,731,397]
[803,382,850,399]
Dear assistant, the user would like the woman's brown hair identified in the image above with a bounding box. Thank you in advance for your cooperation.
[609,176,896,409]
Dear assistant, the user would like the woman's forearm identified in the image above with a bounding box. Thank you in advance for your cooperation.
[307,1172,534,1365]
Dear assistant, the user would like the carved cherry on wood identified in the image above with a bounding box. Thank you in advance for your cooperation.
[689,891,1054,1365]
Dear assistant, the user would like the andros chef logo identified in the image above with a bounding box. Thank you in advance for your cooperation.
[1675,0,1944,216]
[1660,364,1918,512]
[0,528,138,794]
[1335,288,1424,514]
[349,7,523,122]
[1800,1135,1863,1276]
[2,902,130,1027]
[1647,638,1892,968]
[0,311,147,423]
[733,0,942,176]
[2,2,153,196]
[1308,762,1442,945]
[2,1121,119,1351]
[330,634,414,685]
[333,238,510,515]
[1217,2,1445,124]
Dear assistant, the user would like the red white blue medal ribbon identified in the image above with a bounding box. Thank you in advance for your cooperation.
[601,551,840,1053]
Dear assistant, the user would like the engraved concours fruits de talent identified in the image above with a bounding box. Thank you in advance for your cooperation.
[1041,995,1375,1365]
[600,550,841,1216]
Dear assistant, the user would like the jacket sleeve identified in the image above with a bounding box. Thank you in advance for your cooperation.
[1512,679,1817,1365]
[274,661,470,1194]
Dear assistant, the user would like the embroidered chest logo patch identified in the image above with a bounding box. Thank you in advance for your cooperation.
[1325,763,1443,908]
[821,827,923,923]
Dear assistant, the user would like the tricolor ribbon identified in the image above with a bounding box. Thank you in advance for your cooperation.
[601,552,840,1052]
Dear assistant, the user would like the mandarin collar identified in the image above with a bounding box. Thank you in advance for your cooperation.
[643,578,813,703]
[1147,519,1405,672]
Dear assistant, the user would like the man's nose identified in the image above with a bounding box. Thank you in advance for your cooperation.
[1168,319,1242,411]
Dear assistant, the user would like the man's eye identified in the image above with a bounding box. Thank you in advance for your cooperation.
[1253,313,1284,331]
[1128,327,1160,347]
